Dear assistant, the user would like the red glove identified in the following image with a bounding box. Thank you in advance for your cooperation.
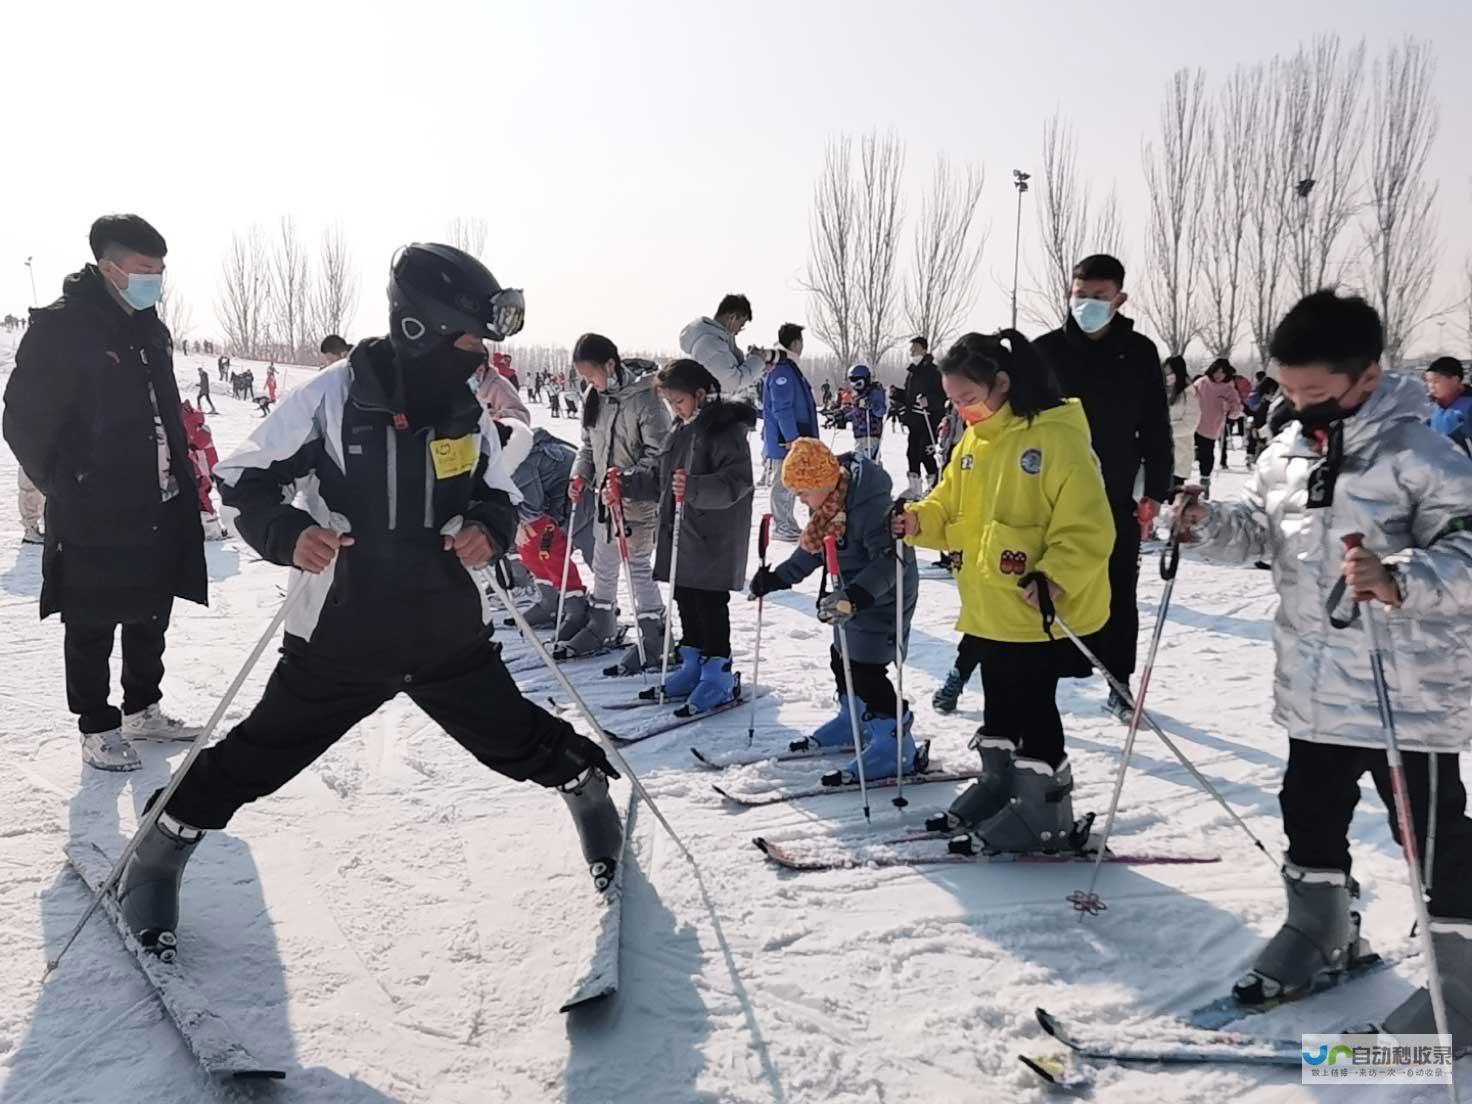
[570,476,586,505]
[1137,497,1159,541]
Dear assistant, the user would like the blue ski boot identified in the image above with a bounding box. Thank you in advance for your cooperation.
[788,695,865,752]
[932,668,968,714]
[822,710,925,786]
[638,645,701,702]
[682,656,740,715]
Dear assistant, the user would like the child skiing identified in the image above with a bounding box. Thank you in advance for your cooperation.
[895,330,1115,853]
[180,401,226,541]
[622,359,756,713]
[749,438,919,784]
[116,244,626,957]
[1173,290,1472,1042]
[561,333,670,673]
[842,364,886,461]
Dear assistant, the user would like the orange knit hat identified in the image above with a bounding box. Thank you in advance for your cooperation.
[781,438,842,493]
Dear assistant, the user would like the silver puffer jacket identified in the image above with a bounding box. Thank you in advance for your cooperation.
[1185,372,1472,753]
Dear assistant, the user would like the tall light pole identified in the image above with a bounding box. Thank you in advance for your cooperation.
[1011,170,1030,331]
[24,256,37,307]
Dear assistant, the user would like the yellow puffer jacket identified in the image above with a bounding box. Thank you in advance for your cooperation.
[905,399,1115,643]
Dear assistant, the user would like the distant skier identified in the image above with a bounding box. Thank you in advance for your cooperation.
[748,438,918,784]
[841,364,886,462]
[181,401,226,540]
[264,363,278,406]
[901,336,946,497]
[1173,290,1472,1041]
[194,365,218,415]
[761,323,818,544]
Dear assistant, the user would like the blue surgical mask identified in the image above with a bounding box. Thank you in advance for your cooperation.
[1069,297,1113,335]
[118,271,163,311]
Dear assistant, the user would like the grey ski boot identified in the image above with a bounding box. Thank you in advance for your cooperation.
[514,582,560,630]
[955,756,1082,855]
[558,768,625,893]
[1232,861,1369,1007]
[926,732,1016,833]
[604,613,665,677]
[1379,919,1472,1051]
[117,811,206,961]
[555,598,620,659]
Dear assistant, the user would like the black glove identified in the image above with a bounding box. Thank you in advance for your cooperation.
[749,565,789,598]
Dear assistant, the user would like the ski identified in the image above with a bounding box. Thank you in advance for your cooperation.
[64,840,286,1080]
[1032,1006,1302,1069]
[713,768,982,808]
[602,689,771,745]
[1016,1053,1095,1095]
[1182,949,1400,1031]
[560,784,637,1012]
[753,834,1220,872]
[689,743,848,770]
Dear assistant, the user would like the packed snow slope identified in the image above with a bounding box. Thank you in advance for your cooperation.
[0,332,1451,1103]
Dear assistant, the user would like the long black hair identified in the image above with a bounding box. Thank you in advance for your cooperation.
[573,332,621,427]
[939,329,1063,423]
[1164,355,1190,402]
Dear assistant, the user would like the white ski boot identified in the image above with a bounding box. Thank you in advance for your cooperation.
[123,703,198,743]
[118,810,206,960]
[558,768,625,893]
[1379,919,1472,1052]
[1232,861,1369,1008]
[21,524,44,545]
[80,727,141,772]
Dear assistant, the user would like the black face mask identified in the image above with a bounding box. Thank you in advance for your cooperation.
[403,342,484,422]
[1292,385,1366,433]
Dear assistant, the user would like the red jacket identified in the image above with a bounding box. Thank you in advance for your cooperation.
[181,403,220,514]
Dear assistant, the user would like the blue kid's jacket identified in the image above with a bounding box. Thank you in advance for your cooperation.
[845,385,886,438]
[761,355,819,461]
[1429,393,1472,455]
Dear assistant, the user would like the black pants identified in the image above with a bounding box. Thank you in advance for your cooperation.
[904,413,942,480]
[1195,432,1217,482]
[1090,503,1142,684]
[829,645,899,719]
[196,386,217,414]
[1281,738,1472,919]
[952,633,985,679]
[63,600,172,734]
[975,637,1067,768]
[674,586,731,658]
[166,637,600,830]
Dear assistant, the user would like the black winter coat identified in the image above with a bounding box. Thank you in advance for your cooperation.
[3,265,205,620]
[902,355,946,418]
[623,399,757,592]
[1034,314,1174,511]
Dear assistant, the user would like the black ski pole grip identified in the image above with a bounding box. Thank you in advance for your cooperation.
[1018,570,1056,638]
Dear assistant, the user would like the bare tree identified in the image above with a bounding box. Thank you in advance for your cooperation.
[903,156,986,352]
[1360,38,1440,368]
[158,272,193,340]
[801,136,859,366]
[1095,185,1125,268]
[446,216,488,258]
[1283,35,1367,297]
[216,225,272,359]
[853,129,906,366]
[1199,66,1258,359]
[1244,60,1292,368]
[1140,68,1210,358]
[269,215,310,362]
[310,223,360,344]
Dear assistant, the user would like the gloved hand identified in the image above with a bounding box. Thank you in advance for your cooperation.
[748,565,789,598]
[1137,496,1159,541]
[817,585,872,626]
[569,476,587,505]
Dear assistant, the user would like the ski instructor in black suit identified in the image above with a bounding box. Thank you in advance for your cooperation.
[1034,254,1173,721]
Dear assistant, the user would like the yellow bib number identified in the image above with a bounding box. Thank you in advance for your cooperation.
[431,435,477,480]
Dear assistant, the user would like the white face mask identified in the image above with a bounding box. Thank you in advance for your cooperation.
[909,355,921,366]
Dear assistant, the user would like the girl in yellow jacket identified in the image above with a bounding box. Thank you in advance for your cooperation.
[894,330,1115,853]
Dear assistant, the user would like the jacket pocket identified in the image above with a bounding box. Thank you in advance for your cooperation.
[977,520,1046,590]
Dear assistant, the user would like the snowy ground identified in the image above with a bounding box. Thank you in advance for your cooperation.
[0,333,1452,1103]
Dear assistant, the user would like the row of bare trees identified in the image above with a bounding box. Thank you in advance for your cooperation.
[214,219,361,362]
[803,130,988,369]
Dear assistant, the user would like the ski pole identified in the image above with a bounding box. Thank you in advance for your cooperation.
[605,469,649,682]
[46,550,323,978]
[553,478,586,643]
[1339,533,1455,1083]
[748,513,772,746]
[892,501,910,809]
[443,517,697,866]
[1042,602,1278,879]
[824,534,871,823]
[658,476,686,705]
[1067,510,1186,916]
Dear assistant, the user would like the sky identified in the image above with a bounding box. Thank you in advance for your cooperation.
[2,0,1469,364]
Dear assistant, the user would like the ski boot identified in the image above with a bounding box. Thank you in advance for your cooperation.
[123,703,198,743]
[555,599,619,659]
[1102,687,1133,724]
[906,473,923,499]
[1232,862,1369,1008]
[604,614,666,677]
[637,645,702,702]
[200,513,227,541]
[80,726,141,772]
[932,667,968,715]
[788,695,866,753]
[822,711,925,786]
[925,731,1015,833]
[679,656,740,717]
[1379,919,1472,1051]
[513,582,560,630]
[117,809,206,960]
[951,756,1079,855]
[22,524,44,545]
[558,767,625,894]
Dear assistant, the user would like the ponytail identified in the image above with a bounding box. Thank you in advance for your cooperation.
[939,328,1063,423]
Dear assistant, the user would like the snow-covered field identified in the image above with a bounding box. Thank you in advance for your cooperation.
[0,332,1449,1103]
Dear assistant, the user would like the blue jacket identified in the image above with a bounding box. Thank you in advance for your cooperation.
[761,356,818,461]
[845,385,886,439]
[1429,393,1472,454]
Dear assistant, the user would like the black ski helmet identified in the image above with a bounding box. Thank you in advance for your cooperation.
[387,243,525,360]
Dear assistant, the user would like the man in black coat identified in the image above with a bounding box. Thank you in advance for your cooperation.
[900,336,947,497]
[2,214,206,771]
[1034,253,1173,719]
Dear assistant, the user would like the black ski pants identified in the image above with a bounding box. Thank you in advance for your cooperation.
[904,412,942,481]
[166,636,603,830]
[1194,432,1218,484]
[829,645,899,720]
[1085,502,1142,685]
[674,586,731,658]
[63,599,172,734]
[975,637,1068,769]
[951,633,986,681]
[1281,738,1472,919]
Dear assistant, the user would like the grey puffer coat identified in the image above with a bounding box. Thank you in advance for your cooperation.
[622,399,757,592]
[1186,372,1472,753]
[572,367,671,529]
